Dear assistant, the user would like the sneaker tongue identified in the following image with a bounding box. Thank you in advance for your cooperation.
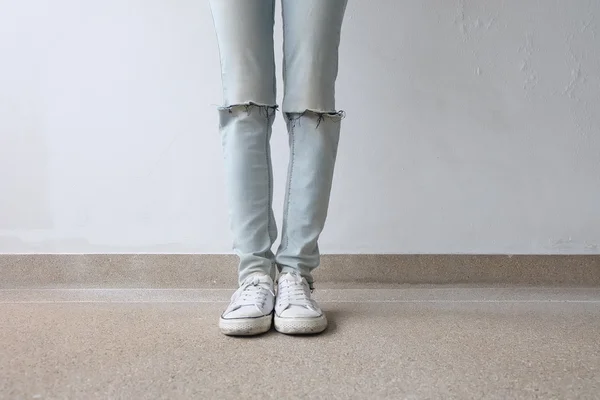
[244,274,271,286]
[281,273,303,284]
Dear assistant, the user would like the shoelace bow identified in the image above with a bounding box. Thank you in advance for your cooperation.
[232,276,274,314]
[278,275,315,310]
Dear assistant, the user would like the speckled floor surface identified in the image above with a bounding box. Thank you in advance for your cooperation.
[1,288,599,399]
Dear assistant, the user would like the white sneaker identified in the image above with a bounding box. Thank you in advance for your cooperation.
[274,272,328,335]
[219,273,275,336]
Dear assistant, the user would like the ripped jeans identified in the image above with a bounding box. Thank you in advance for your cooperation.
[209,0,348,286]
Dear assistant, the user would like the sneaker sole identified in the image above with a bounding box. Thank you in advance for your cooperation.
[274,314,328,335]
[219,314,273,336]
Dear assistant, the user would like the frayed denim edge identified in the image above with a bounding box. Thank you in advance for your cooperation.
[217,102,279,118]
[285,109,346,128]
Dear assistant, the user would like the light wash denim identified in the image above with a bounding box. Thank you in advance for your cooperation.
[209,0,348,286]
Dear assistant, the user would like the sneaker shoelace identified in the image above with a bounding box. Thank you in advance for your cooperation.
[277,274,316,311]
[231,276,274,314]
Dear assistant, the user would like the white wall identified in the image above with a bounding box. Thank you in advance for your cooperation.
[1,0,599,254]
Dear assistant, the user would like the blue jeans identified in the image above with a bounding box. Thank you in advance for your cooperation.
[209,0,348,286]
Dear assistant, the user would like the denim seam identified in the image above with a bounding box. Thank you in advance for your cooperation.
[280,121,296,256]
[265,109,275,259]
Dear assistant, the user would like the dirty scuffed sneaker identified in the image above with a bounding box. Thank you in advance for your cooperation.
[219,273,275,336]
[274,272,328,335]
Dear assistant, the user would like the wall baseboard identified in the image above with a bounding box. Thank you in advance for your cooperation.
[1,254,599,288]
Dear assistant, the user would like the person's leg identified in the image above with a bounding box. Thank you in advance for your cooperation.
[210,0,278,285]
[275,0,347,334]
[276,0,348,287]
[210,0,278,336]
